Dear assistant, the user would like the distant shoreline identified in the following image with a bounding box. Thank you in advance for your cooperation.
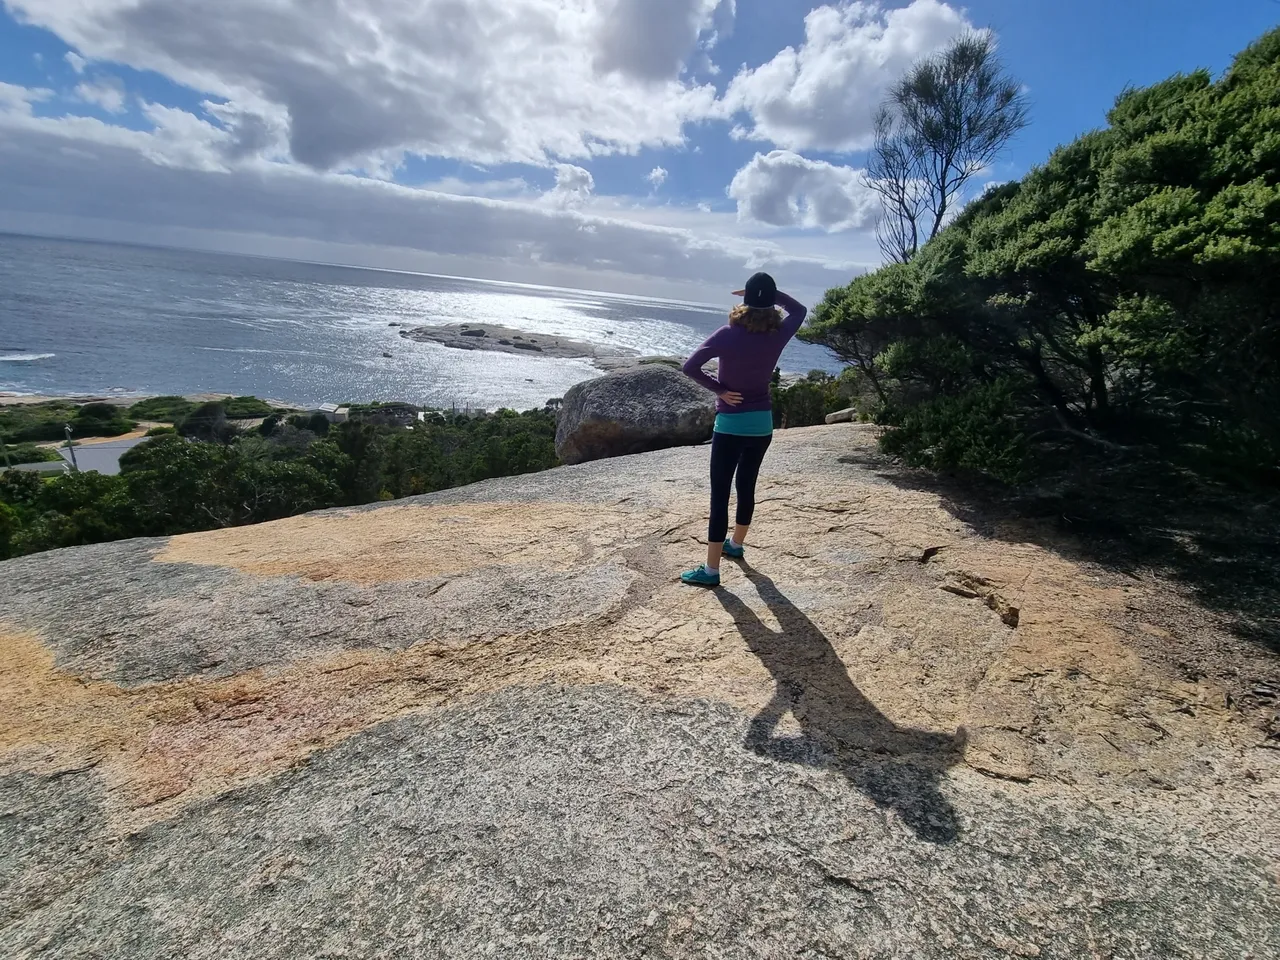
[0,392,307,410]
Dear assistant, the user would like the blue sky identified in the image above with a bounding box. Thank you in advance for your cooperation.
[0,1,1275,302]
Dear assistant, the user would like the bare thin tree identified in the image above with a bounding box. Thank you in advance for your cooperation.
[868,31,1029,263]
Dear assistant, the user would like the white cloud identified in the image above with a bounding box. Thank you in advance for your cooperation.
[594,0,728,81]
[417,176,535,200]
[545,164,596,209]
[75,78,127,114]
[0,95,865,302]
[720,0,971,152]
[728,150,878,232]
[9,0,730,171]
[201,98,290,162]
[0,82,51,114]
[1,0,915,304]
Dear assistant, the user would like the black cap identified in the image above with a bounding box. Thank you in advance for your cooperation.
[743,272,777,309]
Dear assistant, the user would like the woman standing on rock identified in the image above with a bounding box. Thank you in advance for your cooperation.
[679,273,807,587]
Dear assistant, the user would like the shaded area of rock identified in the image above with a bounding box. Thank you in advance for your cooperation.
[2,687,1276,960]
[554,366,715,465]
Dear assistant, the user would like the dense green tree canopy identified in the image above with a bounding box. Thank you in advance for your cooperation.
[804,28,1280,484]
[0,404,559,560]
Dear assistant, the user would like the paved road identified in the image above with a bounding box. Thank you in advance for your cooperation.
[58,437,148,476]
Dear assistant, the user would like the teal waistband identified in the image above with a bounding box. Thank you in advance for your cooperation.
[714,410,774,436]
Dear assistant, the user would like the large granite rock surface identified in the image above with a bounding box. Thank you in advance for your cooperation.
[2,425,1277,958]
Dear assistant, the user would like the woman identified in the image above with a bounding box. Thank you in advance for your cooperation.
[679,272,807,587]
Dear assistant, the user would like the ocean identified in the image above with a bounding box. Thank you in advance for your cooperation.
[0,234,840,411]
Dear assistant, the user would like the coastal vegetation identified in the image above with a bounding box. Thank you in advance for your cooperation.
[127,394,281,422]
[0,397,558,558]
[0,400,135,444]
[802,28,1280,491]
[770,368,867,429]
[125,395,198,422]
[0,377,855,557]
[0,442,63,466]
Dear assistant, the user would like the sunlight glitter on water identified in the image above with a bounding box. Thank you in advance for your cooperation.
[0,235,840,408]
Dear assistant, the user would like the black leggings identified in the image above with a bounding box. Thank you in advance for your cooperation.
[708,431,773,544]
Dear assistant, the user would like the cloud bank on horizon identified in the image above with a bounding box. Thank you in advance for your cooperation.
[0,0,983,300]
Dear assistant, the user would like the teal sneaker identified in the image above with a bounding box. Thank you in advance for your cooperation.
[680,565,721,588]
[722,539,745,560]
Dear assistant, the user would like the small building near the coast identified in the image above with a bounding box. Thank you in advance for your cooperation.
[316,403,350,424]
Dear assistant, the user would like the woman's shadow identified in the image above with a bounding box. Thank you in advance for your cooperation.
[714,562,967,844]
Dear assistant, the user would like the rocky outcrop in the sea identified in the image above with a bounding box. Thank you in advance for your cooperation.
[2,425,1277,958]
[399,323,635,365]
[554,365,716,465]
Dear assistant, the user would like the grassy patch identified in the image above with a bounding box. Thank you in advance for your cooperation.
[0,401,80,443]
[223,396,279,418]
[0,401,135,443]
[1,443,63,465]
[129,395,287,423]
[127,396,197,423]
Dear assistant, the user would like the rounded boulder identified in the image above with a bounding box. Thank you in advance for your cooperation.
[555,366,716,465]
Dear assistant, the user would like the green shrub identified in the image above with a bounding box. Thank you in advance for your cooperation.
[144,426,177,438]
[0,400,136,442]
[70,402,135,439]
[127,396,197,422]
[0,402,561,559]
[878,381,1032,484]
[802,27,1280,488]
[178,401,237,444]
[286,412,332,436]
[1,401,81,443]
[1,443,63,465]
[769,371,860,428]
[0,500,16,559]
[222,396,277,419]
[7,470,136,554]
[0,469,43,507]
[76,402,122,423]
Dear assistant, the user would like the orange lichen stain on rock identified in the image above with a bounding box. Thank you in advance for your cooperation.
[0,609,770,832]
[1,629,462,827]
[1,454,1247,831]
[0,630,144,773]
[3,579,899,831]
[152,502,643,584]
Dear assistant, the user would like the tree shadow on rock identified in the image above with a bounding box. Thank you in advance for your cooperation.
[714,563,967,845]
[837,446,1280,658]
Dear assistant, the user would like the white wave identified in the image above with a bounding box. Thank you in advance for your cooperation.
[0,353,55,362]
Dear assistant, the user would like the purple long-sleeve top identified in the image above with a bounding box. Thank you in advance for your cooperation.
[682,292,808,414]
